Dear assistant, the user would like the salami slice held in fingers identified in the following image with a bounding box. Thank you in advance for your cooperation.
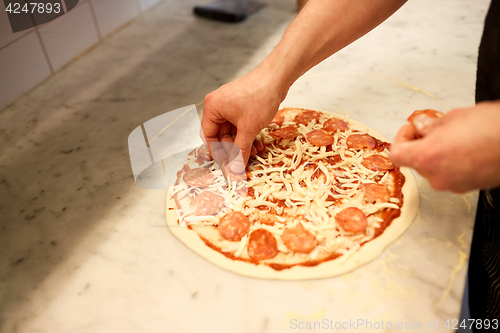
[294,110,321,126]
[335,207,368,233]
[305,129,334,146]
[218,211,251,241]
[407,109,444,122]
[346,134,376,150]
[183,168,215,187]
[247,229,278,261]
[362,183,390,203]
[269,126,299,139]
[192,191,224,215]
[282,222,318,253]
[362,155,394,171]
[408,109,444,138]
[323,117,349,132]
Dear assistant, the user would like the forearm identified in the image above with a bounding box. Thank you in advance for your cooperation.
[262,0,407,93]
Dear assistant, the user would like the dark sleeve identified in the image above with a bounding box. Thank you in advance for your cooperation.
[476,0,500,103]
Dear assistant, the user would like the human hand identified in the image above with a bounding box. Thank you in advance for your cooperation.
[390,101,500,193]
[201,64,288,174]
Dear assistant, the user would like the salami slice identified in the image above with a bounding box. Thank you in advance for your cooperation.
[218,211,251,241]
[271,110,285,126]
[335,207,367,233]
[323,117,349,132]
[247,229,278,261]
[197,145,212,161]
[281,222,318,253]
[269,126,299,139]
[305,129,334,146]
[192,191,224,215]
[346,134,376,150]
[362,183,390,203]
[294,110,321,126]
[183,167,215,187]
[408,109,444,138]
[362,155,394,171]
[326,155,342,166]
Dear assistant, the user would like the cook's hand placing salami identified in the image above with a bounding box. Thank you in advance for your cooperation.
[390,101,500,193]
[201,0,407,174]
[201,65,284,174]
[200,0,500,194]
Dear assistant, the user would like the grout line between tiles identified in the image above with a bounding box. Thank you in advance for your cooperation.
[34,28,55,73]
[0,0,167,112]
[0,30,31,52]
[134,0,143,14]
[0,0,36,52]
[88,0,103,41]
[60,0,68,13]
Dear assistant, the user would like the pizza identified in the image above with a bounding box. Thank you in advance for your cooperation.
[166,107,418,280]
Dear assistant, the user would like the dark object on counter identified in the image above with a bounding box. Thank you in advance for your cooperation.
[193,0,264,23]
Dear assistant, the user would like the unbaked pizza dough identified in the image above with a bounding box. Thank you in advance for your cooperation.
[165,108,419,280]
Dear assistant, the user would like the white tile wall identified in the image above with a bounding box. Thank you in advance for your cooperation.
[91,0,140,38]
[0,0,165,110]
[39,2,100,71]
[0,2,34,49]
[138,0,161,12]
[0,31,52,110]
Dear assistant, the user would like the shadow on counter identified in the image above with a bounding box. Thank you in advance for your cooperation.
[0,0,296,328]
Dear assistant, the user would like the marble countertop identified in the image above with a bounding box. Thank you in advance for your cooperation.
[0,0,490,332]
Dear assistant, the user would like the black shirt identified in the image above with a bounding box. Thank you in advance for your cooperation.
[468,0,500,326]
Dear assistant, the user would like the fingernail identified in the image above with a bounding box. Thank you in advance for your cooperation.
[229,160,244,174]
[250,145,257,155]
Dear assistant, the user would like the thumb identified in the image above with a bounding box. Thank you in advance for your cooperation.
[390,139,425,169]
[227,129,256,174]
[393,124,417,144]
[391,124,418,167]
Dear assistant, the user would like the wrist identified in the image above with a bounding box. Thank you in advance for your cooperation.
[258,54,299,102]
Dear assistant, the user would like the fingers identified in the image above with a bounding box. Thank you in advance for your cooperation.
[207,141,229,166]
[250,145,257,156]
[200,119,220,143]
[201,94,229,165]
[253,138,264,153]
[391,124,419,168]
[390,142,414,168]
[390,124,428,169]
[200,100,223,143]
[200,108,258,171]
[391,122,440,171]
[228,130,257,174]
[249,139,264,156]
[393,124,416,144]
[218,122,233,144]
